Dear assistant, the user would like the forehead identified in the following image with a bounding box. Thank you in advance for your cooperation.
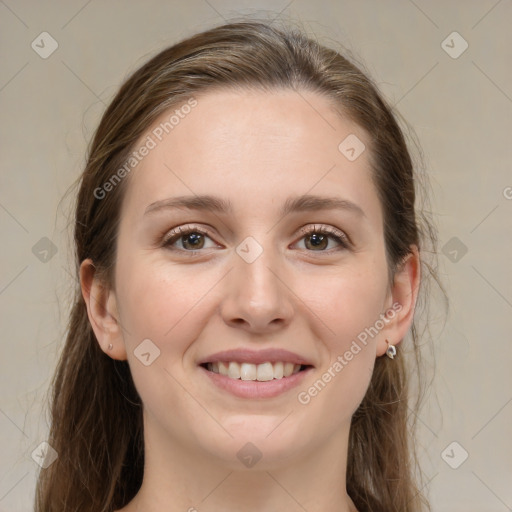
[119,88,382,227]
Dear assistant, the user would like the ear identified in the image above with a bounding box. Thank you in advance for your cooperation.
[79,258,127,361]
[376,245,421,357]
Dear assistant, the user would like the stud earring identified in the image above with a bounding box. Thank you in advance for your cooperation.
[385,339,397,359]
[108,343,113,351]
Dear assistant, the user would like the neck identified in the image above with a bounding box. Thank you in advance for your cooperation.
[120,412,358,512]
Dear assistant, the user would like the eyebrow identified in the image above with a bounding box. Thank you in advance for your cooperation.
[144,194,366,219]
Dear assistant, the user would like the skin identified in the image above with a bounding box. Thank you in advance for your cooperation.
[80,88,420,512]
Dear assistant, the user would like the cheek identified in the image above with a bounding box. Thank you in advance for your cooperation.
[295,276,383,422]
[116,246,388,359]
[295,266,386,413]
[116,253,210,346]
[306,263,388,345]
[298,347,375,433]
[114,257,215,435]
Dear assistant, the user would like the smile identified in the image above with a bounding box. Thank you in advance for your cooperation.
[199,362,313,399]
[202,361,311,381]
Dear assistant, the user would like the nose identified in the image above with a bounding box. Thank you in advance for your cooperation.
[220,245,294,334]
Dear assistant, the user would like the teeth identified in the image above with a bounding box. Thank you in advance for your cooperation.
[206,361,303,381]
[240,362,256,381]
[256,362,274,381]
[218,361,229,376]
[273,361,284,379]
[228,361,240,379]
[284,362,294,377]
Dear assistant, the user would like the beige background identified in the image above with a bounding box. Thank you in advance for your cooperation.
[1,1,511,511]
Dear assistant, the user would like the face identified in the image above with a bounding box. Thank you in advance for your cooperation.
[102,88,400,468]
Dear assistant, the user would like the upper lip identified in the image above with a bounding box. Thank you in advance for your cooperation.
[198,348,314,367]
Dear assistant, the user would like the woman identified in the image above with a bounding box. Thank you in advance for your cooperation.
[35,20,444,512]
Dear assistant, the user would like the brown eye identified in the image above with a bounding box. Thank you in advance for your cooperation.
[161,223,350,255]
[179,232,205,250]
[304,232,329,250]
[296,225,349,252]
[162,226,216,252]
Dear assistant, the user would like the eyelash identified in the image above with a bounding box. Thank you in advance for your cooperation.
[161,224,350,255]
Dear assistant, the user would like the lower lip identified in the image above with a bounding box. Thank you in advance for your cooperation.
[199,365,313,399]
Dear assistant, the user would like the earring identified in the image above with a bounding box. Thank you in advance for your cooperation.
[385,339,396,359]
[108,343,113,351]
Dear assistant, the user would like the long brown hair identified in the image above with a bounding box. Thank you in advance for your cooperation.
[35,19,446,511]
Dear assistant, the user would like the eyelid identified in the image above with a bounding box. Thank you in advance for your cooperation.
[161,224,216,247]
[296,224,351,248]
